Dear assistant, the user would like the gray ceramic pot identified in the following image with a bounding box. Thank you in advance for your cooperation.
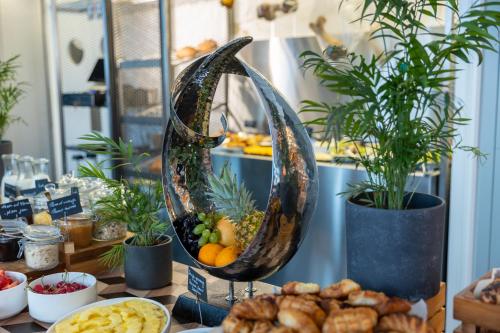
[346,192,445,300]
[124,235,173,290]
[0,141,12,180]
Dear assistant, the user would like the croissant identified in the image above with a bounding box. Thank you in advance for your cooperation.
[278,295,326,326]
[278,308,320,333]
[320,279,361,299]
[231,299,278,321]
[298,293,322,304]
[322,307,378,333]
[222,315,254,333]
[282,281,321,295]
[346,290,388,307]
[376,313,428,333]
[374,297,411,316]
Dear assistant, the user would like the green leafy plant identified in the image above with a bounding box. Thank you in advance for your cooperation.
[301,0,499,209]
[0,55,25,140]
[78,132,170,268]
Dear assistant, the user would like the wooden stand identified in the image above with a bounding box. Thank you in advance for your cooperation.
[60,233,131,275]
[454,271,500,332]
[426,282,446,333]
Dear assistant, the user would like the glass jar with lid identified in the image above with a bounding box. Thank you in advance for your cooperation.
[1,154,19,203]
[20,225,61,270]
[32,193,52,225]
[0,220,26,262]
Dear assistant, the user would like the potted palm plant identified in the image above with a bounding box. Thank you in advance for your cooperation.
[78,132,172,290]
[0,56,24,178]
[301,0,499,299]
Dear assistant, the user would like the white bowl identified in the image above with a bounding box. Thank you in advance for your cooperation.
[47,297,171,333]
[28,272,97,323]
[0,271,27,320]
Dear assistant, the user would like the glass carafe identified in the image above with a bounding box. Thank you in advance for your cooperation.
[33,158,51,182]
[1,154,20,203]
[17,156,36,193]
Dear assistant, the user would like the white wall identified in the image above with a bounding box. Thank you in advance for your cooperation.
[0,0,52,163]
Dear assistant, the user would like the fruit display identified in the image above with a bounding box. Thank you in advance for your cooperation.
[222,279,434,333]
[53,299,167,333]
[0,270,20,291]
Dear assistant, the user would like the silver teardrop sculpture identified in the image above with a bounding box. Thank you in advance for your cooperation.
[162,37,319,281]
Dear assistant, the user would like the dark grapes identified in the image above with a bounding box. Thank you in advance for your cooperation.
[173,213,202,257]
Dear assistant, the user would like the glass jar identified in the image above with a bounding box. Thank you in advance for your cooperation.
[1,154,19,203]
[17,156,35,193]
[21,225,61,270]
[56,214,93,248]
[32,194,52,225]
[93,219,127,241]
[0,220,26,262]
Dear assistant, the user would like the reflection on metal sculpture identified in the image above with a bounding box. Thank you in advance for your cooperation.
[162,37,318,281]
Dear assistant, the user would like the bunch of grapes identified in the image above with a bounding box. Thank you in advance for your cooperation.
[192,212,222,247]
[173,214,201,257]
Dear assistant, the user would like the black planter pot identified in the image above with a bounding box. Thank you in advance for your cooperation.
[0,141,13,180]
[124,235,173,290]
[346,192,445,300]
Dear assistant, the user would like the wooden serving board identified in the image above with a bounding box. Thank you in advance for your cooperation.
[454,272,500,332]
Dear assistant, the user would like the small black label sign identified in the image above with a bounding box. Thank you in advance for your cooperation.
[35,179,50,192]
[4,183,17,198]
[188,267,207,302]
[71,187,79,195]
[0,199,33,219]
[47,193,82,220]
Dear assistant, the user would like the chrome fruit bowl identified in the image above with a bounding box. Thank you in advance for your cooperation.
[162,37,318,281]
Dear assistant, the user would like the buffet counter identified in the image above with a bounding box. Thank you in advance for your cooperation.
[172,150,441,287]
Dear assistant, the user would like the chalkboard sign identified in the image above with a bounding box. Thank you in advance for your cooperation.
[35,179,50,192]
[4,183,17,198]
[188,267,207,302]
[71,187,79,195]
[0,199,33,219]
[47,193,83,220]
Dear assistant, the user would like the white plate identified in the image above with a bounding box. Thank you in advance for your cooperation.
[46,297,171,333]
[179,328,222,333]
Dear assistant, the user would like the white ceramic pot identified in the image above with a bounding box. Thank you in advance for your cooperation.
[47,297,171,333]
[0,271,27,320]
[27,272,97,323]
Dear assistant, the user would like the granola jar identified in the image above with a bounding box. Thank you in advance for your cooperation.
[21,225,61,271]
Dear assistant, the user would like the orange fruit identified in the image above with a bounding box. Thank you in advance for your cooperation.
[198,244,224,266]
[215,246,241,267]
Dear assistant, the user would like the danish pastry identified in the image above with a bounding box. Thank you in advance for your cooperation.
[175,46,197,60]
[322,307,378,333]
[222,315,254,333]
[231,299,278,321]
[250,321,275,333]
[278,308,320,333]
[346,290,389,306]
[282,281,321,295]
[320,298,342,314]
[320,279,361,299]
[278,295,326,326]
[377,313,429,333]
[374,297,412,316]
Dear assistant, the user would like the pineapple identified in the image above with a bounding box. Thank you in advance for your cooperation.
[207,164,264,250]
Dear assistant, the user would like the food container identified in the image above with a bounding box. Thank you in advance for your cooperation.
[0,271,28,320]
[28,272,97,323]
[21,225,62,271]
[93,220,127,241]
[46,297,171,332]
[0,220,26,262]
[57,214,93,248]
[32,194,52,225]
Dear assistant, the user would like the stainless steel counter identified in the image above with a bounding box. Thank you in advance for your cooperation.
[172,150,440,287]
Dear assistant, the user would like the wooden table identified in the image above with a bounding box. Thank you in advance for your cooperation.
[0,261,274,333]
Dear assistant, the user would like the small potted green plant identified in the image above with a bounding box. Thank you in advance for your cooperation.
[0,56,24,177]
[78,132,172,290]
[301,0,499,299]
